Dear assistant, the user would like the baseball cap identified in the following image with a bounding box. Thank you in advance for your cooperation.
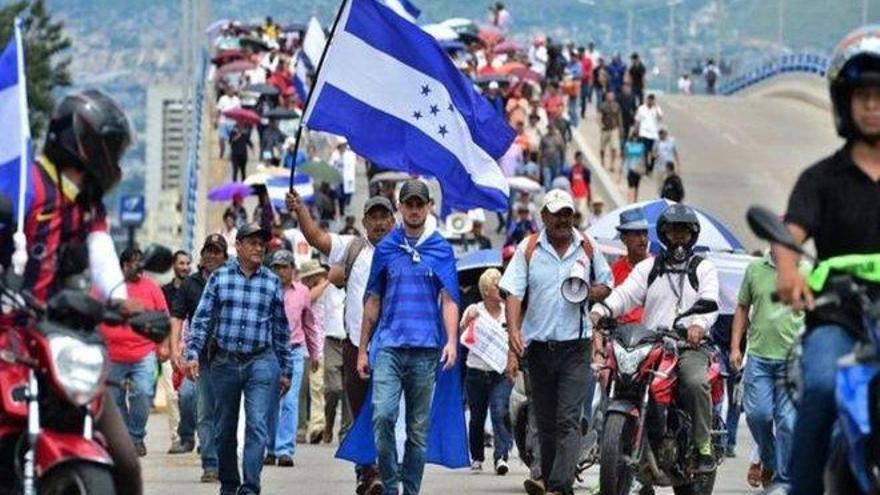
[541,189,575,214]
[399,179,430,203]
[202,233,228,253]
[488,81,499,90]
[269,249,295,267]
[616,208,649,232]
[363,195,394,214]
[236,222,270,241]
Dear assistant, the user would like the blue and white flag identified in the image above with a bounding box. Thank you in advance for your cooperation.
[267,174,313,213]
[381,0,421,22]
[292,51,311,102]
[0,19,31,232]
[303,0,513,213]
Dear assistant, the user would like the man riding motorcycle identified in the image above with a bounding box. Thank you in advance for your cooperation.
[590,204,720,473]
[0,90,142,495]
[765,26,880,495]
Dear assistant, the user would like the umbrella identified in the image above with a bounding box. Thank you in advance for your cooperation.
[441,18,478,35]
[280,23,307,33]
[586,199,745,255]
[299,161,342,184]
[508,176,542,194]
[267,175,314,213]
[474,74,508,86]
[369,171,416,184]
[244,84,280,96]
[207,181,252,202]
[495,62,527,75]
[493,40,523,55]
[244,172,273,186]
[212,49,247,66]
[422,23,459,42]
[262,107,300,120]
[456,248,503,288]
[216,59,256,78]
[508,67,542,83]
[457,32,483,45]
[222,108,261,125]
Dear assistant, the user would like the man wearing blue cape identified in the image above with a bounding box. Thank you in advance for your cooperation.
[337,179,467,495]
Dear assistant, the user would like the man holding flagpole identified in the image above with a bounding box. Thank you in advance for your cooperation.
[0,22,143,494]
[357,180,460,495]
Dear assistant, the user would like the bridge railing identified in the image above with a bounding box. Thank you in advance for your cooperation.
[720,52,829,95]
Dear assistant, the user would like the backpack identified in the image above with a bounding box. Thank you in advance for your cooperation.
[646,254,705,292]
[660,174,685,202]
[342,236,368,285]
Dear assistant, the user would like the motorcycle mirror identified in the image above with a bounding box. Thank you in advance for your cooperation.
[746,206,804,256]
[140,245,174,273]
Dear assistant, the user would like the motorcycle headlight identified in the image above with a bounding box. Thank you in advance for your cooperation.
[613,342,652,375]
[48,334,107,406]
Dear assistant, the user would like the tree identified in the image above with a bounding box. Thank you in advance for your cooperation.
[0,0,71,137]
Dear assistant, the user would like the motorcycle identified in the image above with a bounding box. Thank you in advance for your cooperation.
[595,298,728,495]
[747,206,880,494]
[0,244,173,495]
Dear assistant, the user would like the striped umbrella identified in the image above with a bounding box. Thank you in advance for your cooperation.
[586,199,744,255]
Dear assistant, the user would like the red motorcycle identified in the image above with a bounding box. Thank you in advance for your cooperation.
[0,246,172,495]
[595,299,728,495]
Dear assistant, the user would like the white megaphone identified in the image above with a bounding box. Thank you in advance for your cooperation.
[561,259,590,304]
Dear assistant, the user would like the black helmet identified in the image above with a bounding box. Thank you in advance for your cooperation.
[656,204,700,263]
[828,26,880,140]
[44,90,133,196]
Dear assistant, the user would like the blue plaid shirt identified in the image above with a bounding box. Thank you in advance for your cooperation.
[186,258,292,377]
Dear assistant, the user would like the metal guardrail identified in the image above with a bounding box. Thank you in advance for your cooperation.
[719,52,829,96]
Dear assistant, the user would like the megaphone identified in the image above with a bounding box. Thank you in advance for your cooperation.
[445,212,473,237]
[561,259,590,304]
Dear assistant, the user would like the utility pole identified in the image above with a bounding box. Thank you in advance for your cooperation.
[777,0,785,51]
[667,0,682,93]
[627,6,634,56]
[864,0,869,25]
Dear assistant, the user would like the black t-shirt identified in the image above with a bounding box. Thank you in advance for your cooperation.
[785,144,880,261]
[171,271,209,322]
[162,280,182,310]
[785,144,880,331]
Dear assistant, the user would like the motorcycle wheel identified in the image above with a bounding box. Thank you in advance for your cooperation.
[39,462,116,495]
[599,412,636,495]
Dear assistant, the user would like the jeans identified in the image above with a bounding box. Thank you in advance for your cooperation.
[790,325,856,495]
[210,350,281,495]
[465,368,513,463]
[197,365,218,471]
[108,353,157,444]
[526,340,590,494]
[743,355,796,483]
[178,377,197,443]
[372,347,439,495]
[567,98,579,129]
[579,82,591,117]
[267,346,305,457]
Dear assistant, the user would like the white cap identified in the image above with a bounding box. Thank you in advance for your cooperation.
[541,189,575,214]
[488,81,499,90]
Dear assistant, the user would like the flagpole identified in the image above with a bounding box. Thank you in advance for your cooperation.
[12,17,30,276]
[289,0,350,191]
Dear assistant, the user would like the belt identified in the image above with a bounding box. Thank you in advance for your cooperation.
[215,347,269,361]
[528,338,589,351]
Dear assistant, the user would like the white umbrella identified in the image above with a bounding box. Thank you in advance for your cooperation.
[421,23,459,41]
[508,176,542,194]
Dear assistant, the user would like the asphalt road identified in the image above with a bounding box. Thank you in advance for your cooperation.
[578,75,842,250]
[141,411,758,495]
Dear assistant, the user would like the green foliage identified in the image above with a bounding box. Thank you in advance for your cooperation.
[0,0,72,137]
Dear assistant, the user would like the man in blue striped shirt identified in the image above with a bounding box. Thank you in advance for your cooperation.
[185,223,292,495]
[357,180,461,495]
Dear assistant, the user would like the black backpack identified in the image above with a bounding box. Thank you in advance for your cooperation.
[647,254,705,292]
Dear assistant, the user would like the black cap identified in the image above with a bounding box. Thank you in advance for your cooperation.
[236,222,270,242]
[202,233,228,253]
[399,179,430,203]
[363,195,394,214]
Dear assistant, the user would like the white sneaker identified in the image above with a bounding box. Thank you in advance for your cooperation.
[495,458,509,475]
[470,460,483,472]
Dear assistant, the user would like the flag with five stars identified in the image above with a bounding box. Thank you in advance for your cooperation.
[303,0,514,213]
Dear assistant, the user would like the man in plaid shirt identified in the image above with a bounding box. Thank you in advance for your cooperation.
[185,223,292,495]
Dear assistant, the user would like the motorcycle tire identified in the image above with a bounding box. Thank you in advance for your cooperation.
[825,440,862,495]
[599,413,636,495]
[39,462,116,495]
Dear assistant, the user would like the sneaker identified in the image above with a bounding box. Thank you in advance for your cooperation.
[134,442,147,457]
[494,458,509,476]
[364,479,385,495]
[200,469,219,483]
[168,439,195,455]
[470,460,483,471]
[263,454,277,466]
[695,453,716,473]
[523,478,546,495]
[278,455,294,467]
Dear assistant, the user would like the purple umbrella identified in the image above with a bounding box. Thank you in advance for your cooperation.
[208,181,252,202]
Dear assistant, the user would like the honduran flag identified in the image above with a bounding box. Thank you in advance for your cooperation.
[0,19,31,231]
